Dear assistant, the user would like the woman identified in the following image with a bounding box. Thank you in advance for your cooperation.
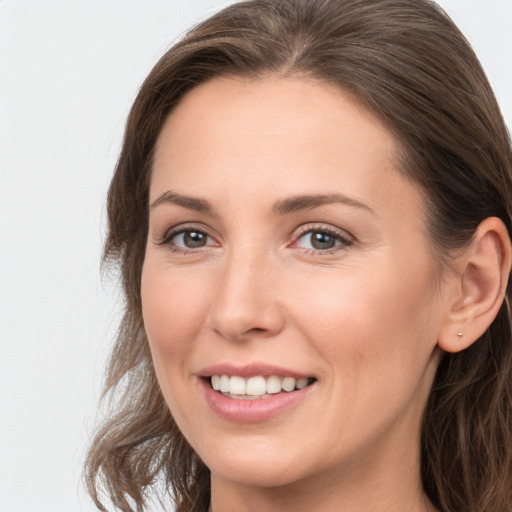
[85,0,512,511]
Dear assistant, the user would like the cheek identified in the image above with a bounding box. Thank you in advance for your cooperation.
[287,258,439,375]
[141,264,214,428]
[290,261,441,442]
[141,266,210,356]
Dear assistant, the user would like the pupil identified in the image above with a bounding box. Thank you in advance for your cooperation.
[184,231,206,248]
[311,232,335,250]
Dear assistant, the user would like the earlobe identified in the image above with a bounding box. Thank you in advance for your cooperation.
[438,217,511,354]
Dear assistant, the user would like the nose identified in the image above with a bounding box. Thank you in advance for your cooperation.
[207,250,285,342]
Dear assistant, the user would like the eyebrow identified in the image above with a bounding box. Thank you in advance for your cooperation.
[150,190,213,213]
[272,194,376,216]
[150,190,375,216]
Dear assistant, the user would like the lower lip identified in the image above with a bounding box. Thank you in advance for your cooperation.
[200,379,314,423]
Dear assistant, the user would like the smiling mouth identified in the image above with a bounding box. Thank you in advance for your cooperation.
[208,375,317,400]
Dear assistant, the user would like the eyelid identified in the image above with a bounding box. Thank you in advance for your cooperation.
[156,222,218,248]
[291,223,354,252]
[154,221,353,255]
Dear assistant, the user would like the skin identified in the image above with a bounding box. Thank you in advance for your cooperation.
[140,75,459,512]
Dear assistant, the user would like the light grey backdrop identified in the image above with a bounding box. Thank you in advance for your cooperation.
[1,1,511,511]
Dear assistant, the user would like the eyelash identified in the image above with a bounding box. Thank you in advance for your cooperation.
[157,223,217,254]
[292,224,354,255]
[157,223,354,255]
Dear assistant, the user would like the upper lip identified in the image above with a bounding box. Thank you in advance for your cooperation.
[198,363,313,379]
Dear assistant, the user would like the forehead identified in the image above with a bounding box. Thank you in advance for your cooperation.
[150,75,422,218]
[154,75,397,162]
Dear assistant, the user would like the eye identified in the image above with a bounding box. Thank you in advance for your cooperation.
[294,226,353,253]
[158,225,217,253]
[172,230,210,249]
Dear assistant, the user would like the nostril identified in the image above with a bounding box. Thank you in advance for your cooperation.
[248,327,266,334]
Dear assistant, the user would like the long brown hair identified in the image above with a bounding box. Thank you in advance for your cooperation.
[85,1,512,510]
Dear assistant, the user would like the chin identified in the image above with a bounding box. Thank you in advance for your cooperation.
[210,462,302,489]
[199,441,310,488]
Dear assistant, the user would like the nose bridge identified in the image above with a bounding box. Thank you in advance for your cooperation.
[207,242,284,340]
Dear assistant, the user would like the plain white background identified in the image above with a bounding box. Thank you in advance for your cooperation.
[1,1,511,511]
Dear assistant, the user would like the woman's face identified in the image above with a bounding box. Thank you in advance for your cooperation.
[142,76,450,490]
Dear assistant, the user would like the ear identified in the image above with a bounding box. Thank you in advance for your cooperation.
[438,217,511,353]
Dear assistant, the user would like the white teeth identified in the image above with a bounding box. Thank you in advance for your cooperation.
[219,375,230,393]
[210,374,313,396]
[266,375,282,394]
[229,376,246,395]
[246,376,267,396]
[282,377,296,392]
